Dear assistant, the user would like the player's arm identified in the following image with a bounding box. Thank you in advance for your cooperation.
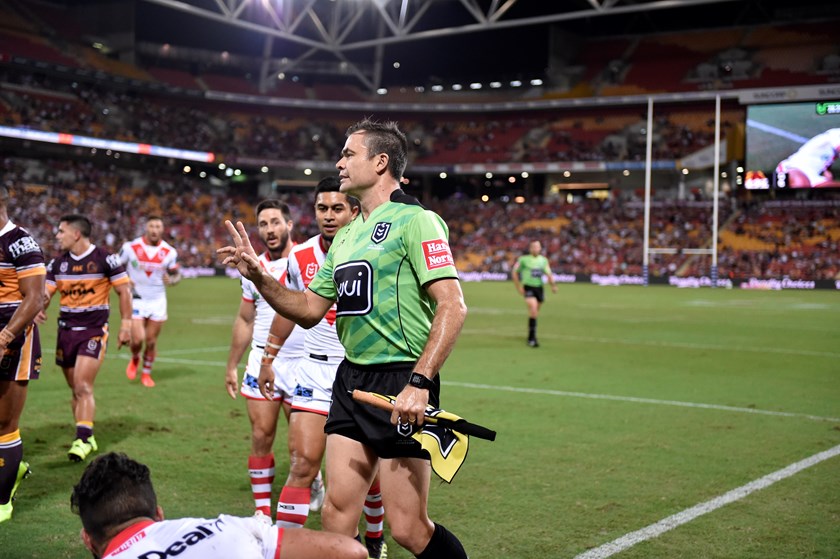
[511,259,524,294]
[226,299,256,399]
[391,277,467,426]
[257,312,297,400]
[219,220,332,328]
[163,264,182,286]
[0,273,45,358]
[113,281,134,348]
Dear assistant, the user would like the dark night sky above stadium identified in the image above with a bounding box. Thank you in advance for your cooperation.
[129,0,840,87]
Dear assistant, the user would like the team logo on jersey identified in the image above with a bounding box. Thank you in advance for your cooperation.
[60,261,68,273]
[421,239,454,270]
[305,262,319,281]
[86,261,99,274]
[370,222,391,244]
[333,261,372,316]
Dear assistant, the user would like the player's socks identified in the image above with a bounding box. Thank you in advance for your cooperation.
[416,522,468,559]
[248,454,275,517]
[126,354,140,380]
[75,421,94,443]
[141,351,156,377]
[0,431,23,505]
[528,318,537,341]
[364,480,385,542]
[275,485,310,528]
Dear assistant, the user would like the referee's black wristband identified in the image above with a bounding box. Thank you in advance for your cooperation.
[408,372,435,391]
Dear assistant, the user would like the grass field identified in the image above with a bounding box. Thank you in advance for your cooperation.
[2,278,839,558]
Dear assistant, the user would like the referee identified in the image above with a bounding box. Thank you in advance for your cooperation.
[220,118,469,558]
[512,240,557,347]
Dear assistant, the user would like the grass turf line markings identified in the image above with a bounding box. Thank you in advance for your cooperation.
[461,328,840,359]
[573,443,840,559]
[444,381,840,423]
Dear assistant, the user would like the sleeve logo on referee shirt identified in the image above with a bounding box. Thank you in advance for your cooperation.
[422,239,454,270]
[334,261,373,316]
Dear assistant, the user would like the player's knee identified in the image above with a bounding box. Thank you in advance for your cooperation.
[389,520,434,554]
[288,453,319,482]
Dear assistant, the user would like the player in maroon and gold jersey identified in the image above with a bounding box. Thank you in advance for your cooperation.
[0,185,45,523]
[44,215,132,463]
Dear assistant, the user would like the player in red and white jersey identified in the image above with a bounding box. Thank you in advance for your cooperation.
[775,128,840,188]
[118,216,181,387]
[71,452,367,559]
[0,185,46,523]
[260,179,387,558]
[224,200,307,520]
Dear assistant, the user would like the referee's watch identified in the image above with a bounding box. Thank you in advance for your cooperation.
[408,372,435,391]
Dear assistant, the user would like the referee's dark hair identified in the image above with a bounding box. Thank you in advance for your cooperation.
[60,214,92,238]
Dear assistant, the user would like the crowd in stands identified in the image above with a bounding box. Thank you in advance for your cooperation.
[5,157,838,282]
[0,69,737,166]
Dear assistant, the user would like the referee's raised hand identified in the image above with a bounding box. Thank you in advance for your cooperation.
[218,220,262,282]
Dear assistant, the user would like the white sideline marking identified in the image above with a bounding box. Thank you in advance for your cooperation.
[443,381,840,423]
[461,329,840,359]
[573,443,840,559]
[155,345,231,355]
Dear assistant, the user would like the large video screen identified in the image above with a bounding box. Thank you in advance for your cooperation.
[745,100,840,189]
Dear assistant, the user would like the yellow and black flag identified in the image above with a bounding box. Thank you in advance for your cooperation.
[352,390,496,483]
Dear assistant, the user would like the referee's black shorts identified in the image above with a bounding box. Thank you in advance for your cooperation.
[325,359,441,459]
[524,285,545,303]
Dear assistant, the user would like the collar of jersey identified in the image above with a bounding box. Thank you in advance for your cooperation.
[103,519,156,557]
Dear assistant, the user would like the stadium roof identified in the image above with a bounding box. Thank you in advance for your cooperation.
[134,0,840,91]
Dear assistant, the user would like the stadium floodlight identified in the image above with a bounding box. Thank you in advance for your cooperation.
[452,84,463,91]
[563,170,571,177]
[623,169,630,176]
[219,163,226,169]
[485,172,493,179]
[481,195,489,202]
[489,82,502,88]
[183,165,191,173]
[431,85,444,92]
[508,176,515,183]
[514,196,525,204]
[393,61,400,68]
[304,168,312,175]
[261,166,269,173]
[510,80,522,87]
[682,168,689,175]
[439,172,447,179]
[376,87,387,95]
[469,82,482,90]
[530,78,543,86]
[521,172,529,178]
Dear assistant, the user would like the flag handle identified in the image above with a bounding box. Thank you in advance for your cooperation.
[351,390,496,441]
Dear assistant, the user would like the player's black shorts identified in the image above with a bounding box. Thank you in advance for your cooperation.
[524,285,545,303]
[325,359,441,459]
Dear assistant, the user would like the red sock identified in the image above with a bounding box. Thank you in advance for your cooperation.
[248,454,275,516]
[276,485,310,528]
[364,480,384,540]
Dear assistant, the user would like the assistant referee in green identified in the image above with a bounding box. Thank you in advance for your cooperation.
[512,240,557,347]
[220,118,469,558]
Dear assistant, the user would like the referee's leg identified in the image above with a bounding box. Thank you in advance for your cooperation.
[380,456,468,558]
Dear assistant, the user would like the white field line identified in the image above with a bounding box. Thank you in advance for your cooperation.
[443,381,840,423]
[461,329,840,359]
[573,443,840,559]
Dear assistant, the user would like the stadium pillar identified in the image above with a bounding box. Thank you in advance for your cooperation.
[711,94,721,288]
[643,97,654,287]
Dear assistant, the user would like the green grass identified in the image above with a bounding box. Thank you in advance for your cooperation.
[3,279,839,558]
